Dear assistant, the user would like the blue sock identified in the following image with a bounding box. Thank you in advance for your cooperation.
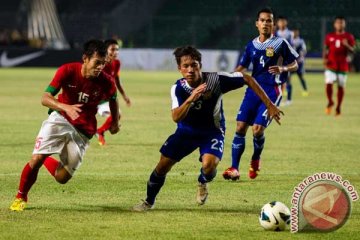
[231,133,246,169]
[198,168,217,184]
[146,170,166,205]
[252,134,265,160]
[286,81,292,101]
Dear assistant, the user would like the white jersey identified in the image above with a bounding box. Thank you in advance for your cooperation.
[276,28,294,44]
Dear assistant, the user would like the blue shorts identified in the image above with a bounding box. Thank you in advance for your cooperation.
[160,128,225,162]
[236,86,282,127]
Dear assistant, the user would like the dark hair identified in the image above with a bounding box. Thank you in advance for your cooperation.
[104,39,119,49]
[334,16,346,21]
[173,46,202,66]
[256,7,274,20]
[83,39,106,58]
[277,15,287,20]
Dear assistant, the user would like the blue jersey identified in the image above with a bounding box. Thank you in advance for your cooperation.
[239,36,298,86]
[171,72,245,132]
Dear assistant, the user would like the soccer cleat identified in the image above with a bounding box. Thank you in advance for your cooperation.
[97,132,106,146]
[132,200,154,212]
[222,167,240,181]
[9,198,27,211]
[325,103,334,115]
[249,159,260,179]
[196,182,208,205]
[302,91,309,97]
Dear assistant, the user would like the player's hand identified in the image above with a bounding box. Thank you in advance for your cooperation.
[342,39,349,47]
[268,66,286,75]
[64,104,83,121]
[189,83,207,103]
[123,95,131,107]
[267,103,284,125]
[109,122,120,134]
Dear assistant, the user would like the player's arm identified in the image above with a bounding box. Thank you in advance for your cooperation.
[115,75,131,106]
[342,39,355,53]
[171,83,207,123]
[108,96,120,134]
[242,74,283,125]
[322,45,329,67]
[268,60,298,75]
[41,92,82,121]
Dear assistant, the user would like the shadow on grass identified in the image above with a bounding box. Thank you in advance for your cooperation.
[26,204,260,215]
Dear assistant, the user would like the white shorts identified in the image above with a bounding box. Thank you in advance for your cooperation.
[324,70,347,87]
[97,102,110,117]
[33,111,89,176]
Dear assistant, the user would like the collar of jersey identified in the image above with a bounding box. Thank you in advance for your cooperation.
[256,34,274,44]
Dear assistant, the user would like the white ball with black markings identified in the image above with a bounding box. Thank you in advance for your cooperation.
[259,201,291,231]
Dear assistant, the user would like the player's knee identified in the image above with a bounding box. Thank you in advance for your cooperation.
[253,125,264,137]
[54,168,72,184]
[29,154,47,169]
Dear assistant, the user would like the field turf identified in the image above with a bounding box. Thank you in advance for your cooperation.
[0,68,359,239]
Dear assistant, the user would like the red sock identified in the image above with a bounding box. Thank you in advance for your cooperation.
[326,84,333,106]
[97,116,113,134]
[336,87,344,112]
[43,156,60,177]
[16,163,40,201]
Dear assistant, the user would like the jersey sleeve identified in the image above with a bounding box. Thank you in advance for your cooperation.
[324,34,330,47]
[238,43,251,68]
[171,84,183,109]
[45,64,69,96]
[115,60,121,80]
[348,33,356,47]
[281,39,299,64]
[218,72,245,93]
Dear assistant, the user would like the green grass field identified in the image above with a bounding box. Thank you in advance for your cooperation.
[0,68,359,239]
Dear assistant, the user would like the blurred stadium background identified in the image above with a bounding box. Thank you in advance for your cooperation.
[0,0,359,71]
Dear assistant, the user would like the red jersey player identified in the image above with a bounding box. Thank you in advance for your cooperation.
[10,40,120,211]
[323,16,355,116]
[97,39,131,145]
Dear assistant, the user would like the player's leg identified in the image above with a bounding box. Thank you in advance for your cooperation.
[335,73,347,116]
[10,154,48,211]
[249,86,281,179]
[133,130,197,211]
[97,102,121,145]
[285,77,292,105]
[325,70,336,114]
[223,121,248,180]
[132,155,177,212]
[249,124,266,179]
[297,63,308,95]
[223,93,254,181]
[197,153,220,205]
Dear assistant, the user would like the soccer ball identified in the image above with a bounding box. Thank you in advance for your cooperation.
[259,201,291,231]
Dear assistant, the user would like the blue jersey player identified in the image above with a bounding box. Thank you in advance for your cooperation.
[290,28,309,96]
[223,8,298,181]
[133,46,282,211]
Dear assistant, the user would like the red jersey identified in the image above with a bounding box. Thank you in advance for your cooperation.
[47,62,117,137]
[103,59,121,80]
[324,32,355,72]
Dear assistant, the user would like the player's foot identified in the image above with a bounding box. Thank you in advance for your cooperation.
[302,91,309,97]
[249,159,260,179]
[9,198,27,211]
[196,182,208,205]
[97,131,106,146]
[222,167,240,181]
[325,102,334,115]
[132,200,154,212]
[281,100,292,107]
[335,108,341,117]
